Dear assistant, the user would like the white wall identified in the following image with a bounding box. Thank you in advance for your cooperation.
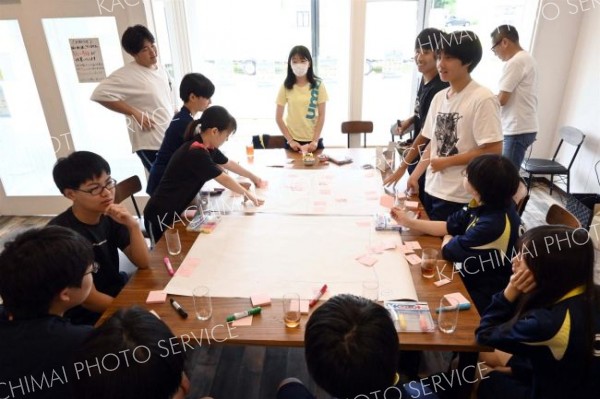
[531,1,600,193]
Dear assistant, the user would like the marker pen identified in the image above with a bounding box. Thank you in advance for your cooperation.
[309,284,328,308]
[435,303,471,313]
[163,257,174,276]
[226,307,262,322]
[170,298,188,319]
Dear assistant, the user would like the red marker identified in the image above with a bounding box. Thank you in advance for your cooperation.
[163,257,174,276]
[309,284,328,308]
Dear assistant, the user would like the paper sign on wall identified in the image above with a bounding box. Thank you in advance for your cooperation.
[69,38,106,83]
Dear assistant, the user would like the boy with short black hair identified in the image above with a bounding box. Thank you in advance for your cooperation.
[407,30,503,221]
[72,307,194,399]
[0,226,95,399]
[91,24,174,172]
[277,294,437,399]
[147,72,216,195]
[49,151,149,325]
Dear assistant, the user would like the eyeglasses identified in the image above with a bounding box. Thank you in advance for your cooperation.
[491,39,502,51]
[75,178,117,196]
[85,262,100,275]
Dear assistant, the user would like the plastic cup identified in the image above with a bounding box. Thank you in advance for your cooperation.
[165,229,181,256]
[421,248,438,279]
[283,293,301,328]
[362,280,379,301]
[193,286,212,321]
[438,296,459,334]
[246,145,254,158]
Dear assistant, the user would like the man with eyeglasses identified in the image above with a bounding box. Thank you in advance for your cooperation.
[490,25,539,169]
[0,226,95,399]
[49,151,149,325]
[91,24,174,172]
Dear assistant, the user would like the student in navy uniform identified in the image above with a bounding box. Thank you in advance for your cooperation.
[476,225,600,399]
[0,226,95,399]
[49,151,149,325]
[392,154,522,313]
[73,307,213,399]
[147,73,215,195]
[276,294,438,399]
[384,28,449,204]
[144,105,265,242]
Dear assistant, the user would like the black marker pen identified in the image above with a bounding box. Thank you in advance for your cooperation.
[170,298,188,319]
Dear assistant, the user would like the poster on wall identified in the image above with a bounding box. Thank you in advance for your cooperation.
[69,38,106,83]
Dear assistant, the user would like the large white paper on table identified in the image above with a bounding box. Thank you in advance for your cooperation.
[208,167,386,216]
[164,214,418,301]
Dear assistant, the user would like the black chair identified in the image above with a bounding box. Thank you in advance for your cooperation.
[252,134,287,149]
[114,175,148,239]
[341,121,373,148]
[521,126,585,194]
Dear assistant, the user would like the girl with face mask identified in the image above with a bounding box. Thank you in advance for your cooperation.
[276,45,329,153]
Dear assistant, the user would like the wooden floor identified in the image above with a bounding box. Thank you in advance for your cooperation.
[0,181,573,399]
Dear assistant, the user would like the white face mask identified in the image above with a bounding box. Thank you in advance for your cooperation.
[291,62,309,77]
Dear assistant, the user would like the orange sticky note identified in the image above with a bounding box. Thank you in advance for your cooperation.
[146,290,167,304]
[379,195,395,209]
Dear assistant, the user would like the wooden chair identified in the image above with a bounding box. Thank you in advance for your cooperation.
[341,121,373,148]
[545,203,581,228]
[521,126,585,194]
[513,180,530,217]
[252,134,287,149]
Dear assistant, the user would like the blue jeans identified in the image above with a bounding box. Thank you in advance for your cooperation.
[503,132,536,169]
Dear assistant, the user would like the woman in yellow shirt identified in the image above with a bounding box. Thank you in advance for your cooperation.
[276,45,329,152]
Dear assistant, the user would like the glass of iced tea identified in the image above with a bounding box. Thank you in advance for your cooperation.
[283,293,301,328]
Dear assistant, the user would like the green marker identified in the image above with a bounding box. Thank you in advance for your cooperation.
[226,306,262,322]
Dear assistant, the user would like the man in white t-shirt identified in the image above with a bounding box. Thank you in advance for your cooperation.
[91,25,173,172]
[407,30,503,221]
[491,25,539,169]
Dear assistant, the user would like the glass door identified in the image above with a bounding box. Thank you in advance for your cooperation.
[0,0,150,215]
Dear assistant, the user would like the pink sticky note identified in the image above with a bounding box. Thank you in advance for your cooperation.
[382,241,397,250]
[176,258,199,277]
[232,315,253,327]
[379,195,395,209]
[146,290,167,304]
[357,255,378,267]
[319,189,332,195]
[434,278,452,287]
[405,254,422,265]
[370,245,385,254]
[444,292,470,305]
[405,201,419,209]
[356,220,371,227]
[314,200,327,206]
[291,299,310,314]
[251,293,271,307]
[313,206,327,213]
[406,241,422,250]
[335,197,348,203]
[398,245,415,254]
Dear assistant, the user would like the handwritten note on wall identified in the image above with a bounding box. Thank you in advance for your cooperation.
[69,38,106,83]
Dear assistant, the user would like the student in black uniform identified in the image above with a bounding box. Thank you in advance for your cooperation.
[144,105,265,242]
[476,225,600,399]
[384,27,449,204]
[73,307,211,399]
[0,226,95,399]
[50,151,150,325]
[391,154,522,313]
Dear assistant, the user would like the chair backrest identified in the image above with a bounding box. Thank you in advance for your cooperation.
[552,126,585,170]
[545,203,581,228]
[513,180,530,216]
[252,134,287,149]
[115,175,142,218]
[341,121,373,134]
